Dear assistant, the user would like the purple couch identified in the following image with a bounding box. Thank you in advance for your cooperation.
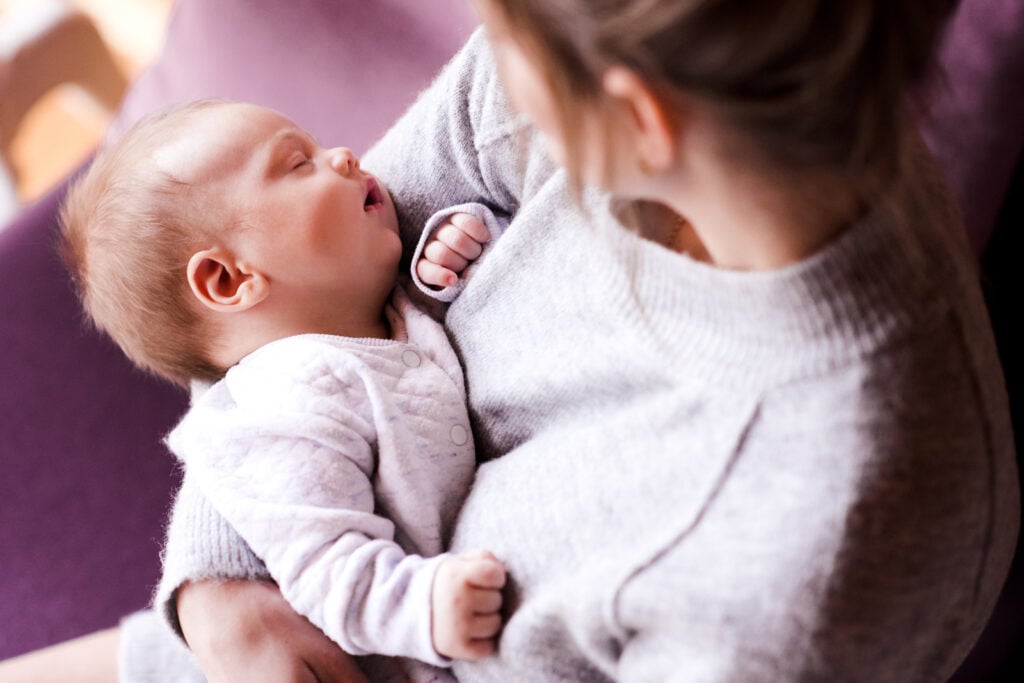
[1,0,1021,678]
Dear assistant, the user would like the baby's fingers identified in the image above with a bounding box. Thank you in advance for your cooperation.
[450,213,491,244]
[469,586,503,615]
[459,637,497,661]
[436,215,488,260]
[468,613,503,640]
[416,258,458,288]
[423,239,469,273]
[464,555,506,590]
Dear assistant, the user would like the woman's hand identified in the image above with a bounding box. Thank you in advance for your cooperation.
[178,579,368,683]
[416,212,490,288]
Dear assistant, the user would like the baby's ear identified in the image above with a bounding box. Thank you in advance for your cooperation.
[186,248,268,313]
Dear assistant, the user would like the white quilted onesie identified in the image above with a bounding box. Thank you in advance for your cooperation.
[166,283,476,673]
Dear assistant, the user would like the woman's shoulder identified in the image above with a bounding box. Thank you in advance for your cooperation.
[364,27,555,228]
[459,29,532,149]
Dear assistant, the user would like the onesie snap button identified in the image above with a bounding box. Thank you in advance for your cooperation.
[450,424,469,446]
[402,350,421,368]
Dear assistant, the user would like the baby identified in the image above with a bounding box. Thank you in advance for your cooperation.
[60,99,504,679]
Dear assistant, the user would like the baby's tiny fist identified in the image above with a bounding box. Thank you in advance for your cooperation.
[431,551,507,661]
[461,549,506,588]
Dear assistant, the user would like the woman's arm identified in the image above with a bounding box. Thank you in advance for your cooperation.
[363,28,544,255]
[155,470,269,637]
[614,339,1017,682]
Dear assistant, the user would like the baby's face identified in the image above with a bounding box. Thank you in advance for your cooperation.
[156,102,402,320]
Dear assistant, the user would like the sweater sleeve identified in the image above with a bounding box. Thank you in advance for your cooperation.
[154,471,270,639]
[613,333,1018,682]
[362,27,546,257]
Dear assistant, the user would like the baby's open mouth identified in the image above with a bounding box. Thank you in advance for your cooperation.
[364,179,384,211]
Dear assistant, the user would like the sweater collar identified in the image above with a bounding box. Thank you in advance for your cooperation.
[600,173,959,390]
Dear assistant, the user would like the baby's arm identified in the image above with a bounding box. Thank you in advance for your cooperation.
[173,413,440,663]
[169,353,502,666]
[416,212,490,288]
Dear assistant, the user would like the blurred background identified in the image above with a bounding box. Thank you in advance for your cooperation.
[1,0,172,216]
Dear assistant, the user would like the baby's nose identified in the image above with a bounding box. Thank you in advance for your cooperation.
[329,147,360,174]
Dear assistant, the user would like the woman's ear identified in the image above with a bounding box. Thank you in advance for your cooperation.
[187,248,269,313]
[602,66,677,173]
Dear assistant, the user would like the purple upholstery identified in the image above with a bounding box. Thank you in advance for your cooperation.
[0,176,184,655]
[111,0,478,151]
[0,0,1020,675]
[922,0,1024,257]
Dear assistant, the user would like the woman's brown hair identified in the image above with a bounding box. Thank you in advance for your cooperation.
[481,0,959,190]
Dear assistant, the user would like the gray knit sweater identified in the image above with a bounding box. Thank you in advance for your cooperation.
[137,29,1018,683]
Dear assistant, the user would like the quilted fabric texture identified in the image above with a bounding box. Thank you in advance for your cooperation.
[167,286,474,673]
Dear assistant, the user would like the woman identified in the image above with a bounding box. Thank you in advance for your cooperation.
[7,0,1018,681]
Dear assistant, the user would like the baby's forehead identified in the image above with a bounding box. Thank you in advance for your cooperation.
[151,103,283,186]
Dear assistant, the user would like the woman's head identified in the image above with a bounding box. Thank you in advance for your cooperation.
[477,0,958,194]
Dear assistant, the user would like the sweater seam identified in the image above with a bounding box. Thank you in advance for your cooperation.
[474,116,533,215]
[946,306,999,605]
[475,114,532,152]
[606,398,763,642]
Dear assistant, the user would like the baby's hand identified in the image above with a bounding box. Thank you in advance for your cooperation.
[431,549,506,661]
[416,213,490,288]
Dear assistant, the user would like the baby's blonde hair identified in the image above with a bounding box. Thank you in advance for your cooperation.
[60,99,234,387]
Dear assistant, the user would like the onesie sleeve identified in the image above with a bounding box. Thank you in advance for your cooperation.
[167,351,451,665]
[154,380,271,642]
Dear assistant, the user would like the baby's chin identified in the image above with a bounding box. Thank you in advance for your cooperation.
[382,205,401,235]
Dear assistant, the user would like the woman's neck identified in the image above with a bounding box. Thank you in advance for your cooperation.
[650,126,864,271]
